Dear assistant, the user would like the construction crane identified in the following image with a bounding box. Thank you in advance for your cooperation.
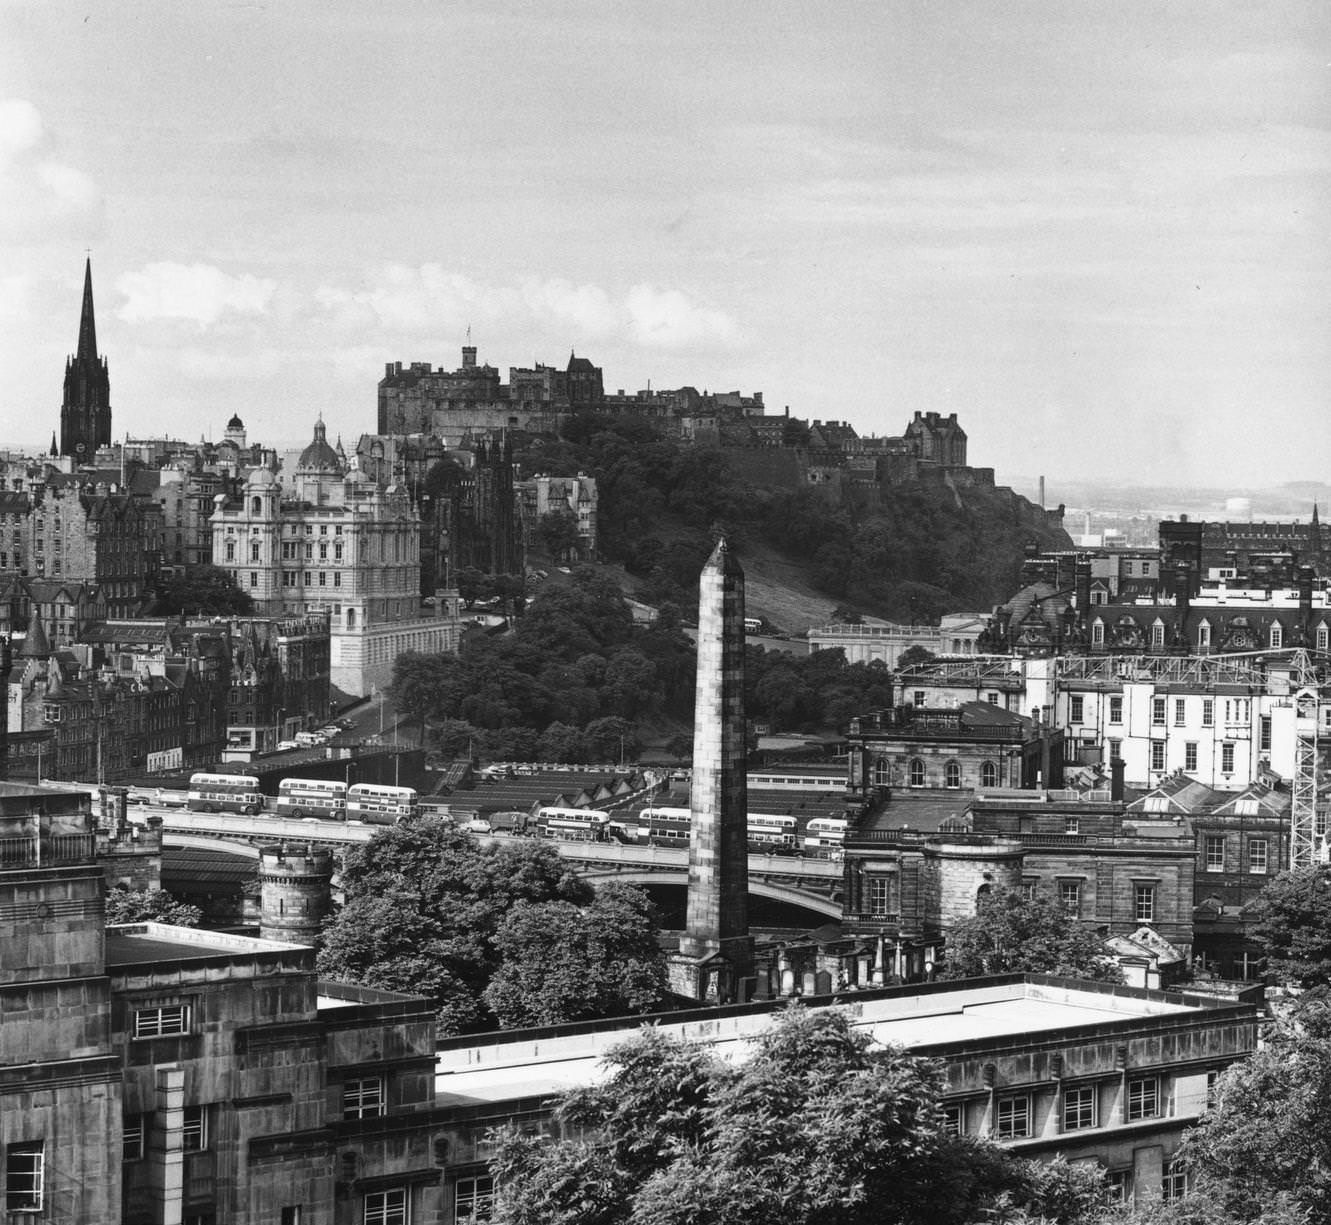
[1291,686,1322,868]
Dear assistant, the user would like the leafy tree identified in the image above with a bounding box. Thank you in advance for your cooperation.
[489,1006,1044,1225]
[105,887,202,927]
[537,507,582,562]
[318,817,665,1034]
[897,645,937,669]
[153,564,255,616]
[1251,863,1331,987]
[1165,995,1331,1225]
[454,566,495,607]
[484,883,667,1026]
[583,716,640,764]
[938,887,1123,983]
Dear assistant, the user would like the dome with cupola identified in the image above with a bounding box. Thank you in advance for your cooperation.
[297,417,343,474]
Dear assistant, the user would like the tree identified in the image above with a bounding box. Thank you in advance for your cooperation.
[153,564,255,616]
[537,508,582,562]
[1251,863,1331,987]
[488,1005,1044,1225]
[105,887,202,927]
[938,887,1123,983]
[897,645,937,669]
[1160,995,1331,1225]
[484,883,667,1027]
[317,817,666,1035]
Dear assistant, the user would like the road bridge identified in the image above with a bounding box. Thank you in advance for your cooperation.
[145,808,844,921]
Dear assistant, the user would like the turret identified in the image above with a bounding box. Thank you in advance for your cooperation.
[258,845,333,946]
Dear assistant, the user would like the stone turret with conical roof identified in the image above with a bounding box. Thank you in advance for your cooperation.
[60,257,112,459]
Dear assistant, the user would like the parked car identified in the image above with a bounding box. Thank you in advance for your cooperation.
[276,740,300,751]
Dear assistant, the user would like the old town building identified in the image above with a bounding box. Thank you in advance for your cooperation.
[59,258,113,460]
[210,421,460,695]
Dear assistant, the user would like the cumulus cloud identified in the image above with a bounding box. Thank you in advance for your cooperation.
[627,283,740,348]
[0,98,102,237]
[315,265,740,353]
[0,99,42,164]
[117,262,277,328]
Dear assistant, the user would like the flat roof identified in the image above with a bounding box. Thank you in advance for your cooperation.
[434,978,1204,1109]
[106,922,302,967]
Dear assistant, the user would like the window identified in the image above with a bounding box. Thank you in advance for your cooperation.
[182,1105,208,1152]
[1202,699,1214,727]
[1185,742,1198,772]
[1064,816,1079,835]
[1134,885,1156,923]
[455,1176,493,1224]
[123,1114,147,1161]
[281,1210,303,1225]
[1109,696,1123,724]
[942,1104,963,1136]
[250,541,260,562]
[867,876,894,916]
[1249,839,1269,874]
[1270,624,1283,649]
[1319,625,1329,652]
[1198,621,1212,650]
[1106,1169,1132,1204]
[1150,741,1166,771]
[1151,621,1165,648]
[1221,742,1235,773]
[5,1143,43,1211]
[1260,716,1272,752]
[343,1077,387,1120]
[134,1004,190,1038]
[1058,880,1081,916]
[909,759,925,787]
[1108,738,1122,761]
[1127,1076,1160,1120]
[945,761,961,788]
[225,541,235,562]
[1069,695,1084,723]
[1205,836,1225,872]
[1152,698,1166,726]
[250,571,258,588]
[980,761,997,787]
[913,690,925,707]
[1092,619,1105,647]
[1162,1158,1188,1202]
[986,691,1000,706]
[872,759,890,787]
[1174,699,1186,726]
[996,1095,1030,1139]
[365,1188,409,1225]
[1062,1085,1096,1131]
[1021,880,1038,902]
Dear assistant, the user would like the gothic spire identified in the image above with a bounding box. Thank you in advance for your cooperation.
[76,256,98,363]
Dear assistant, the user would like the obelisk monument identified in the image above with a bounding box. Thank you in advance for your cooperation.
[676,538,753,1002]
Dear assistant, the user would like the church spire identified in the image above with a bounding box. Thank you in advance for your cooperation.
[77,256,98,363]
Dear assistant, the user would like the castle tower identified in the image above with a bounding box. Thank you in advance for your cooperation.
[676,538,753,1002]
[60,257,112,460]
[258,845,333,945]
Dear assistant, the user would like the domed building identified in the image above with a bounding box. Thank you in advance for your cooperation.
[209,419,462,695]
[224,412,247,449]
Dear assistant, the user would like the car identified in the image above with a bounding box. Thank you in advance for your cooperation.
[319,726,341,737]
[335,718,355,730]
[276,739,300,751]
[126,792,151,805]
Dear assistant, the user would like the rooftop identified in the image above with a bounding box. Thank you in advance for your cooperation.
[105,921,298,967]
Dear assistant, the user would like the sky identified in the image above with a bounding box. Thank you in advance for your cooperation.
[1,1,1328,493]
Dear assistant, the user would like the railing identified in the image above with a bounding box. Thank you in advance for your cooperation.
[0,833,97,867]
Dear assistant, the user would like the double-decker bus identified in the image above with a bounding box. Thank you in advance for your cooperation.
[802,816,849,859]
[532,806,610,843]
[747,813,798,854]
[636,805,692,847]
[275,778,348,820]
[346,784,418,825]
[187,773,264,815]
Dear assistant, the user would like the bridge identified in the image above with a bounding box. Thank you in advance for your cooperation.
[144,808,844,921]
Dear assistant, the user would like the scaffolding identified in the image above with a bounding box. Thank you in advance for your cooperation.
[1291,686,1321,869]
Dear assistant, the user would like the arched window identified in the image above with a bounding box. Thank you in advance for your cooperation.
[1270,623,1283,649]
[976,883,992,911]
[945,761,961,788]
[251,496,261,515]
[909,758,926,787]
[872,758,890,787]
[1091,618,1104,647]
[981,761,998,788]
[346,608,356,629]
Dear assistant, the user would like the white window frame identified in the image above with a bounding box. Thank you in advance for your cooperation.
[1069,695,1084,723]
[942,1103,963,1136]
[1151,698,1166,726]
[1150,741,1166,772]
[343,1076,387,1120]
[1162,1157,1188,1201]
[1221,742,1235,773]
[1127,1076,1160,1121]
[1205,836,1225,872]
[1249,839,1269,874]
[5,1143,43,1212]
[1062,1085,1096,1131]
[1108,696,1123,724]
[134,1004,191,1039]
[995,1094,1031,1139]
[365,1188,409,1225]
[182,1104,208,1152]
[1058,880,1081,915]
[454,1175,494,1224]
[1173,698,1186,726]
[1134,885,1156,923]
[1185,741,1198,772]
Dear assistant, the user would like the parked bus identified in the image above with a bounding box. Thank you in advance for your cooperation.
[346,784,418,825]
[802,816,849,859]
[531,806,610,842]
[187,773,264,815]
[275,778,348,820]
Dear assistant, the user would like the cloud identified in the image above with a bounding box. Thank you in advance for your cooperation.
[0,99,42,165]
[519,278,620,336]
[0,98,102,238]
[627,284,739,348]
[116,262,277,328]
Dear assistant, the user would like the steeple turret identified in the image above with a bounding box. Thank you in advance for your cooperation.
[60,257,112,459]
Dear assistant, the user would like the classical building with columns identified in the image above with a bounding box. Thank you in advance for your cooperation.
[210,421,461,696]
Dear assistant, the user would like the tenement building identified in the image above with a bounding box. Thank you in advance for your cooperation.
[0,780,447,1224]
[210,421,461,695]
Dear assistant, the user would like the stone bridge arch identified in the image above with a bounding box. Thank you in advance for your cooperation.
[577,866,842,922]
